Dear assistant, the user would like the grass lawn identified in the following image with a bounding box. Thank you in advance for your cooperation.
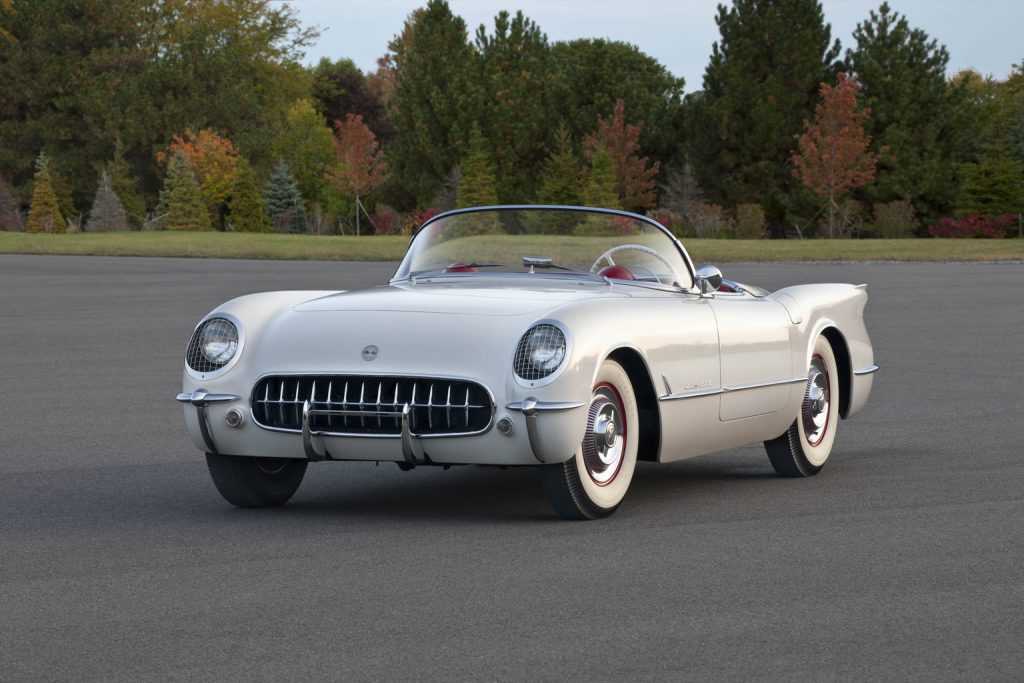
[0,230,1022,263]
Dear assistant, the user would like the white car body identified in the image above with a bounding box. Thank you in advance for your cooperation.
[179,206,877,517]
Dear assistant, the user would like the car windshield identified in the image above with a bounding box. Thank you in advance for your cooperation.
[393,207,694,289]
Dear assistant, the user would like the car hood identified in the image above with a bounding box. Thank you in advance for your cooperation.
[293,280,628,317]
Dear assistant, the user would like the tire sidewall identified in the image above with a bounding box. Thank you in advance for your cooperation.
[572,360,639,511]
[796,336,839,468]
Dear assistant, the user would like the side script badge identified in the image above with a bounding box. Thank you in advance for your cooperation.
[362,345,379,361]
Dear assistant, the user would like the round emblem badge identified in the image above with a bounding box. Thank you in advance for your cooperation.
[362,345,378,361]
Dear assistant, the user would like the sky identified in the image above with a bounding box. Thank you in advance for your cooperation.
[278,0,1023,92]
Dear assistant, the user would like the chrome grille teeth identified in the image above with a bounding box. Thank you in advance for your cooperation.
[251,375,492,436]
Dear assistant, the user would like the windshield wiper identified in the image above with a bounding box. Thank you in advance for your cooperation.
[522,256,602,279]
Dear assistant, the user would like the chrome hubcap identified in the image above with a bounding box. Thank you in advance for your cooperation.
[801,358,830,446]
[582,389,625,485]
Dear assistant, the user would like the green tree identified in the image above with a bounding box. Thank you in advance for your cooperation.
[0,173,20,231]
[274,99,337,208]
[474,10,557,203]
[159,152,211,231]
[538,124,582,206]
[227,160,272,233]
[86,169,129,232]
[310,58,395,143]
[26,153,64,233]
[583,147,620,210]
[456,125,498,208]
[263,159,304,232]
[386,1,479,208]
[552,39,684,169]
[104,141,145,227]
[845,2,967,219]
[685,0,840,228]
[957,153,1024,217]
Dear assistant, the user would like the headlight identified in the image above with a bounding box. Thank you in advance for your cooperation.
[514,324,567,380]
[186,316,240,374]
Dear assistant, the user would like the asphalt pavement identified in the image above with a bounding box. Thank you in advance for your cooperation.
[1,255,1022,681]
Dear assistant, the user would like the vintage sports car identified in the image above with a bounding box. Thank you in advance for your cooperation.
[177,206,877,519]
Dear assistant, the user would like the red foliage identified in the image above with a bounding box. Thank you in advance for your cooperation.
[414,207,441,226]
[370,204,401,235]
[611,214,638,235]
[792,73,877,199]
[330,114,388,198]
[584,99,659,212]
[650,211,676,231]
[928,214,1013,238]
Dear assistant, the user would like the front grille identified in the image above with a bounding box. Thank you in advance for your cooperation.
[251,375,493,436]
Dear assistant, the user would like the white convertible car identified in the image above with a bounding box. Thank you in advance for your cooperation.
[178,206,877,519]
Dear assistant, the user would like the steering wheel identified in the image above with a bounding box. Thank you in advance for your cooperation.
[590,244,676,285]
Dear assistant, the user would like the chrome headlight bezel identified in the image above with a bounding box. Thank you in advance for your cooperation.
[184,312,245,380]
[513,320,571,388]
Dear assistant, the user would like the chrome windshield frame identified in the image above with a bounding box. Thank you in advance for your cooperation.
[389,205,698,292]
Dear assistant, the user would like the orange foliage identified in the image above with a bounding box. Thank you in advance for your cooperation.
[158,129,240,208]
[329,114,388,198]
[584,99,659,212]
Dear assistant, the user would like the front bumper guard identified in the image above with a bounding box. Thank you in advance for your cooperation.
[506,398,585,463]
[176,389,240,455]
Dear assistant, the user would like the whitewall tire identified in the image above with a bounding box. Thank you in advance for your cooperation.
[539,360,639,519]
[764,335,840,477]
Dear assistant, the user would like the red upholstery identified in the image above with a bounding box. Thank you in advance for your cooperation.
[598,265,635,280]
[444,262,478,273]
[717,282,737,293]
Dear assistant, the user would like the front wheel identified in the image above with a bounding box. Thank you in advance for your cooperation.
[206,453,308,507]
[764,335,840,477]
[538,360,639,520]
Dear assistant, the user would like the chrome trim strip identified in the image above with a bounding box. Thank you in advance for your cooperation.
[723,376,807,393]
[506,400,586,412]
[518,398,546,463]
[853,364,880,376]
[249,372,496,439]
[658,376,807,402]
[658,387,725,402]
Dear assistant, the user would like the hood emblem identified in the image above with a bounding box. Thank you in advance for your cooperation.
[362,345,379,361]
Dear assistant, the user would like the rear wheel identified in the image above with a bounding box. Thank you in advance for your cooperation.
[206,454,307,507]
[539,360,639,519]
[764,335,840,477]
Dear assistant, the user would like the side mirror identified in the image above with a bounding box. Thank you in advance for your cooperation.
[695,265,723,295]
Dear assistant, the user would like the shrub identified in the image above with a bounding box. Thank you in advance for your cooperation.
[928,214,1013,238]
[734,203,767,239]
[370,204,401,235]
[689,203,732,239]
[649,210,677,232]
[870,199,918,238]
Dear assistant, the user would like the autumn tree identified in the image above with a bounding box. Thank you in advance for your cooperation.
[158,152,211,231]
[456,125,498,208]
[159,129,241,228]
[227,160,272,233]
[26,153,64,233]
[792,73,878,237]
[686,0,840,228]
[330,114,388,202]
[86,170,129,232]
[585,99,660,212]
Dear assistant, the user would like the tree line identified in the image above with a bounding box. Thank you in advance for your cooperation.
[0,0,1021,238]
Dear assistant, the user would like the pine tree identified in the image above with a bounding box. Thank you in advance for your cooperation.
[685,0,840,228]
[583,147,620,210]
[159,152,211,231]
[263,159,305,233]
[456,125,498,208]
[86,169,129,232]
[0,173,21,231]
[846,2,967,219]
[538,124,582,206]
[228,160,272,233]
[957,153,1024,217]
[105,140,145,227]
[26,153,65,233]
